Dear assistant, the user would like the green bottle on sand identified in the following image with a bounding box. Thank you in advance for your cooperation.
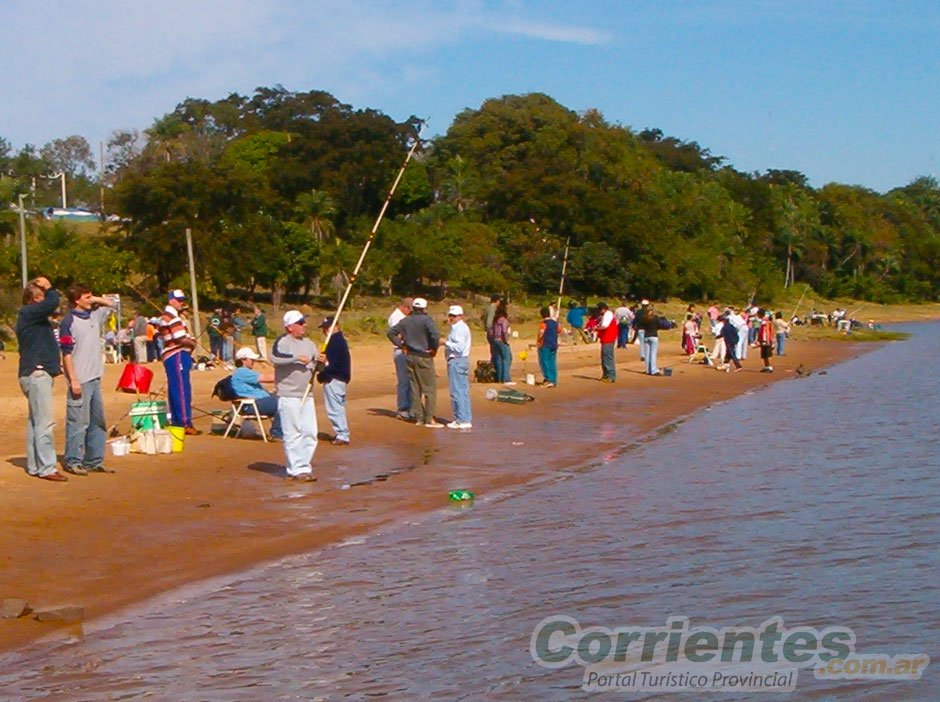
[448,490,475,501]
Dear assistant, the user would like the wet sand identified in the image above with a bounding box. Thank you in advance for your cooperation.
[0,333,869,652]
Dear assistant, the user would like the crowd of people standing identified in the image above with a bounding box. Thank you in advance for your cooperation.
[13,275,802,484]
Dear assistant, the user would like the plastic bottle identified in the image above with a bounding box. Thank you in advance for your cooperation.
[448,490,475,501]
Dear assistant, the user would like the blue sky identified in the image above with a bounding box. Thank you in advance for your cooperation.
[3,0,937,192]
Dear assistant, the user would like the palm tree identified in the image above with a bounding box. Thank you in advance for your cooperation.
[772,184,817,287]
[293,189,337,295]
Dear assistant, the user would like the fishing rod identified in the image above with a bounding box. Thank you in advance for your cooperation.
[790,284,810,320]
[301,120,427,403]
[126,281,224,366]
[556,234,571,318]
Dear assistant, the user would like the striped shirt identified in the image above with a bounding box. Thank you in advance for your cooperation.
[159,305,192,360]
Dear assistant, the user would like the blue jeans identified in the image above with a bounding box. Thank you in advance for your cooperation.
[538,347,557,385]
[322,380,349,441]
[494,341,512,382]
[18,370,57,477]
[447,356,472,423]
[637,329,646,360]
[776,333,786,356]
[65,377,107,469]
[248,394,282,438]
[487,335,499,368]
[644,336,659,374]
[209,336,224,361]
[617,323,631,348]
[393,350,412,413]
[601,342,616,381]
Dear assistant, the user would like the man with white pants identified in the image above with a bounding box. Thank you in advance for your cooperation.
[442,305,472,429]
[727,307,749,362]
[271,310,318,481]
[316,316,351,446]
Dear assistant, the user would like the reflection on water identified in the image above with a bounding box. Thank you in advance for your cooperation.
[1,324,937,701]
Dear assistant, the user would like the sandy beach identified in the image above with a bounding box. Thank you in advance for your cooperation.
[0,331,877,652]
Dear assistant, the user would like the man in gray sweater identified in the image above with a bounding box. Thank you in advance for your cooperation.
[270,310,319,481]
[387,297,442,427]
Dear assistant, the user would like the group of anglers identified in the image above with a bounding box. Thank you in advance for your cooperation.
[13,277,792,484]
[13,278,351,483]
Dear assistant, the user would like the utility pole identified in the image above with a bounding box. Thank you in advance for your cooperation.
[186,227,201,340]
[17,194,27,287]
[99,141,105,214]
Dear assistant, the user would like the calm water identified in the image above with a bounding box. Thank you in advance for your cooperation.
[2,324,937,701]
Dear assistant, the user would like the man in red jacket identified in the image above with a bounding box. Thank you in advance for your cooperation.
[596,302,618,382]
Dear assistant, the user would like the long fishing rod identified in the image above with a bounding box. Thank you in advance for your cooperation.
[556,234,571,317]
[790,284,810,320]
[301,120,427,402]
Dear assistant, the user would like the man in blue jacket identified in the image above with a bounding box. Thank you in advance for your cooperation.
[317,316,352,445]
[16,276,67,482]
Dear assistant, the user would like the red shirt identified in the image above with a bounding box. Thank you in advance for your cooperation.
[597,310,618,344]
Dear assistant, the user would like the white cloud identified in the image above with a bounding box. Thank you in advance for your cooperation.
[0,0,609,149]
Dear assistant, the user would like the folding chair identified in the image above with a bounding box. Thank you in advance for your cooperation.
[689,342,713,366]
[212,376,274,442]
[223,397,272,442]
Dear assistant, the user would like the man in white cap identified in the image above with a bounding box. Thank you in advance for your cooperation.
[231,346,281,439]
[441,305,472,429]
[159,289,198,434]
[387,298,413,419]
[270,310,318,480]
[634,299,651,361]
[387,297,441,427]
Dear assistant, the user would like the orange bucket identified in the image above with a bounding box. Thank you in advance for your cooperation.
[116,363,154,394]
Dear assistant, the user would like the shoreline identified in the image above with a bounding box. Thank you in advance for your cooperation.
[0,331,895,653]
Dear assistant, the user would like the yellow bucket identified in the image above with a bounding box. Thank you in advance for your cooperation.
[168,426,185,452]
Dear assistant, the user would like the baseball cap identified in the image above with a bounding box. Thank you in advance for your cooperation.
[235,347,261,361]
[318,315,335,328]
[412,297,428,309]
[168,289,186,301]
[641,299,650,305]
[283,310,306,327]
[448,305,464,316]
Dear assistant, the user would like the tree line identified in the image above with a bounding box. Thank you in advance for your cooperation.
[2,87,939,306]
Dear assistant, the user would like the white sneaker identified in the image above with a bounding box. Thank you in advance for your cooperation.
[447,421,472,429]
[503,381,517,386]
[423,421,445,428]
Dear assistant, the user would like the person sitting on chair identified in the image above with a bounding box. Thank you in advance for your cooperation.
[231,347,282,438]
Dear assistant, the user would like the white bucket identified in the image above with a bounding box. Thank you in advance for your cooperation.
[525,373,536,385]
[109,437,130,456]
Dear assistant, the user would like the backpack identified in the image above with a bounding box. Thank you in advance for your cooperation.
[474,360,497,383]
[212,375,239,401]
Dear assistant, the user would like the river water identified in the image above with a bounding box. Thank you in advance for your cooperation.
[1,324,937,701]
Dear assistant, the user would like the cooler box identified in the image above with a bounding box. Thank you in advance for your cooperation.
[129,401,168,431]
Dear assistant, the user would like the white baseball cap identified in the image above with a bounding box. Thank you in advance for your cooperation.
[448,305,464,316]
[412,297,428,309]
[235,347,261,361]
[641,299,650,305]
[283,310,306,327]
[168,289,186,301]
